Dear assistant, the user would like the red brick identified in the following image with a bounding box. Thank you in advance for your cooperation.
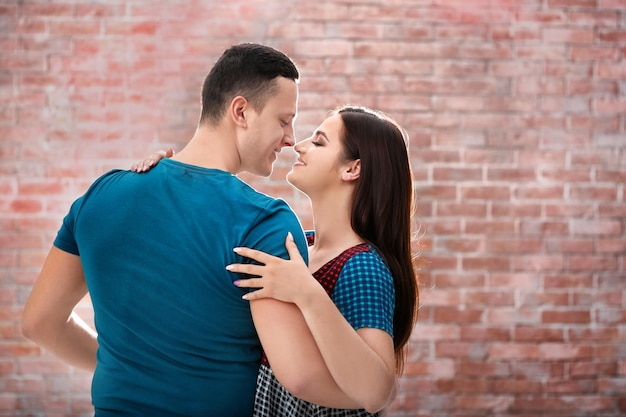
[491,378,543,394]
[463,256,510,271]
[547,379,597,394]
[490,273,540,289]
[572,185,620,201]
[468,110,518,129]
[545,273,594,289]
[0,394,17,411]
[461,186,511,201]
[598,29,626,43]
[488,238,542,254]
[546,237,594,253]
[548,0,597,6]
[512,361,566,379]
[436,202,487,217]
[0,54,46,71]
[544,28,595,43]
[49,21,101,36]
[519,291,570,307]
[434,307,484,323]
[597,62,626,78]
[542,96,591,113]
[597,238,626,253]
[459,361,511,377]
[571,115,621,132]
[571,45,622,61]
[404,42,460,59]
[492,26,542,42]
[436,237,483,253]
[542,310,592,324]
[433,96,484,112]
[403,359,456,377]
[545,203,596,218]
[491,203,542,218]
[465,220,516,234]
[514,114,567,129]
[434,273,486,288]
[460,326,510,341]
[466,290,515,307]
[518,184,567,200]
[594,97,626,114]
[512,255,566,271]
[569,327,620,342]
[517,45,568,60]
[511,397,571,412]
[516,10,567,24]
[569,256,618,271]
[514,326,565,342]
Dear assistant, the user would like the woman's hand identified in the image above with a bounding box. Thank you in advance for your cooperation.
[130,148,175,173]
[227,233,323,305]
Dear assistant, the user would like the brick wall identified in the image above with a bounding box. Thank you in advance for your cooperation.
[1,0,624,416]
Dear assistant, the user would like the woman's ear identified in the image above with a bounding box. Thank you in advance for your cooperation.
[341,159,361,182]
[230,96,248,127]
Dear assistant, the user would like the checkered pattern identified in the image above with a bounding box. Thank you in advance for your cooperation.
[334,251,394,336]
[254,364,379,417]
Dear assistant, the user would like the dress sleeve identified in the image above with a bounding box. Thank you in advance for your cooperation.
[333,250,395,336]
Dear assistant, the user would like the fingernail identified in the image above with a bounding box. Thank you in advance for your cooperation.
[242,293,249,300]
[233,280,240,286]
[226,264,234,271]
[287,231,294,241]
[233,247,242,253]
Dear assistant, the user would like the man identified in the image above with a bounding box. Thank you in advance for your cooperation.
[21,43,308,417]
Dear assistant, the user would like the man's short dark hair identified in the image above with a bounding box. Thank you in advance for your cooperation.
[199,43,300,126]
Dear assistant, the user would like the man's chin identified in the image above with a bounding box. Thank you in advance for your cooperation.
[240,167,272,178]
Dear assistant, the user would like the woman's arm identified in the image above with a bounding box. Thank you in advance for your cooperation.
[230,234,397,413]
[22,246,98,372]
[250,299,365,409]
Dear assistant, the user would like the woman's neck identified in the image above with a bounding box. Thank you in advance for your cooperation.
[307,191,364,271]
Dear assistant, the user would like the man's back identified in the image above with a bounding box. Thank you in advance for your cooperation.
[54,159,307,416]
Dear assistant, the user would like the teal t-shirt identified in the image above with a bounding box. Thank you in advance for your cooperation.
[54,159,308,417]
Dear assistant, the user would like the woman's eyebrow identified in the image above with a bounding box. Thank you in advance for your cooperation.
[314,130,330,141]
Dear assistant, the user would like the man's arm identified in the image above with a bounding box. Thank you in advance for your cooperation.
[22,246,98,372]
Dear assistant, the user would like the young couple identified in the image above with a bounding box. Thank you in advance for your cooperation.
[23,43,419,416]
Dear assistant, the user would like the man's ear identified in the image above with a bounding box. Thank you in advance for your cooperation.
[230,96,248,127]
[341,159,361,182]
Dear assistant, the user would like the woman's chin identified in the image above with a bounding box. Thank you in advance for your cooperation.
[286,172,303,191]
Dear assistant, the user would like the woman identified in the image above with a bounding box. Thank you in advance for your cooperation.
[136,105,419,416]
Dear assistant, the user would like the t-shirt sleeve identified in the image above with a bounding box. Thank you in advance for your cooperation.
[53,196,84,256]
[240,198,309,266]
[333,251,395,337]
[52,169,122,257]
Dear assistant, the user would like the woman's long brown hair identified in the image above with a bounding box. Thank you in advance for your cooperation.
[337,106,419,375]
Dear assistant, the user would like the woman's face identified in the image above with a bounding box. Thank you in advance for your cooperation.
[287,113,350,196]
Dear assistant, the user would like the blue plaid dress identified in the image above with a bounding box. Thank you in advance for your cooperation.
[253,233,395,417]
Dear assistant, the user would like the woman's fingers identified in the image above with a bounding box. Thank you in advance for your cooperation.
[130,148,174,173]
[232,277,262,289]
[226,262,263,277]
[232,246,274,264]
